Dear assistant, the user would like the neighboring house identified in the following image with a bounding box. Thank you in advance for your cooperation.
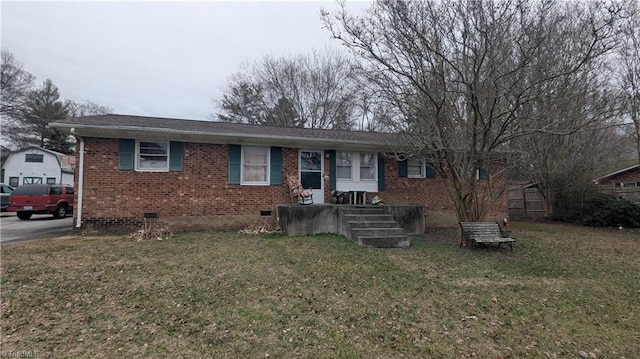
[593,164,640,187]
[50,114,507,233]
[593,164,640,204]
[1,146,75,187]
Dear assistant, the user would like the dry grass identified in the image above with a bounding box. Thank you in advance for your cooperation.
[1,222,638,358]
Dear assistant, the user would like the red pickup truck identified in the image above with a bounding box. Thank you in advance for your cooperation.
[6,184,74,220]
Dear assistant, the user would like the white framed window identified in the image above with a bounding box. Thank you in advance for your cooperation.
[359,153,376,180]
[336,152,352,179]
[136,141,169,171]
[407,157,437,178]
[336,152,377,182]
[242,146,270,185]
[408,157,425,178]
[25,153,44,163]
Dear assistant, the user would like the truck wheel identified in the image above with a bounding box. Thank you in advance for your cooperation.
[53,205,67,219]
[17,211,32,220]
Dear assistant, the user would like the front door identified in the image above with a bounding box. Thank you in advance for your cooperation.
[299,150,324,204]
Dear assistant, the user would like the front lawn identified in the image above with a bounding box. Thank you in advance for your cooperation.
[1,222,638,358]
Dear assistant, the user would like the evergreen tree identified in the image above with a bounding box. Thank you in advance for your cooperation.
[6,79,73,153]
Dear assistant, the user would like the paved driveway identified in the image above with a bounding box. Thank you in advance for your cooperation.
[0,213,73,244]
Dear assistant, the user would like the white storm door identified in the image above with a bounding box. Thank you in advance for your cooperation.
[299,150,324,204]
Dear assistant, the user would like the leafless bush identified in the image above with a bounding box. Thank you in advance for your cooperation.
[129,218,173,241]
[238,221,281,235]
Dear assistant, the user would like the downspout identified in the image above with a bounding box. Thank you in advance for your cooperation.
[76,137,84,228]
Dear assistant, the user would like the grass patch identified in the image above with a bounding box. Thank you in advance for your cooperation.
[1,223,638,358]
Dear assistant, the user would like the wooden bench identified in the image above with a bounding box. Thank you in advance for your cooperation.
[459,222,515,251]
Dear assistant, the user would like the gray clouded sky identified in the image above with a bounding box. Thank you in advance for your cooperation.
[1,1,367,120]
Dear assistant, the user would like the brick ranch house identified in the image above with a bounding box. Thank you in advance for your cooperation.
[593,164,640,187]
[593,164,640,205]
[51,114,507,233]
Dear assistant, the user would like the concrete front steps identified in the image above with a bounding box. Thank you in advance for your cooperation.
[339,207,410,248]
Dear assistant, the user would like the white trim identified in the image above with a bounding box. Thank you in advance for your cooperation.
[335,151,378,192]
[241,146,270,185]
[299,149,324,204]
[135,140,170,172]
[358,152,377,181]
[336,151,353,180]
[407,157,425,178]
[76,138,84,228]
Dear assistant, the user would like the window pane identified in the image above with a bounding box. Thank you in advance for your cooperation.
[243,165,267,182]
[337,152,352,179]
[360,153,376,180]
[407,158,424,177]
[301,151,321,171]
[301,172,321,189]
[25,154,44,163]
[139,142,168,155]
[243,146,269,183]
[138,141,168,170]
[337,152,352,166]
[337,167,352,179]
[139,155,168,169]
[244,147,268,165]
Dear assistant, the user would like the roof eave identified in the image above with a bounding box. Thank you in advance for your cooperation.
[51,122,396,152]
[593,164,640,182]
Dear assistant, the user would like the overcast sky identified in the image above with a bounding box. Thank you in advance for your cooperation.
[1,0,368,121]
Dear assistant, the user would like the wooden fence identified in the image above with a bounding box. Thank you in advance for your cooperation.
[508,186,546,220]
[596,186,640,204]
[509,185,640,220]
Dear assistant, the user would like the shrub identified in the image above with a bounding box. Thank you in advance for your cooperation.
[552,190,640,228]
[579,194,640,228]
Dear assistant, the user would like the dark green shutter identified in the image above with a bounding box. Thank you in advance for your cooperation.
[228,144,241,184]
[398,159,408,178]
[328,150,336,190]
[378,155,385,191]
[169,141,183,171]
[479,167,489,179]
[426,161,437,178]
[270,147,282,185]
[118,139,135,170]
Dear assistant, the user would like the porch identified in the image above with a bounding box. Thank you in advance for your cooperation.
[277,204,424,247]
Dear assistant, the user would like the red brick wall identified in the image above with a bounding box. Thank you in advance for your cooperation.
[75,138,294,232]
[379,158,508,227]
[74,139,507,232]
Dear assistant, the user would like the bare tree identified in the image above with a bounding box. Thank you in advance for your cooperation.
[215,49,361,129]
[65,100,112,118]
[615,2,640,163]
[323,0,624,222]
[1,49,35,124]
[1,51,112,152]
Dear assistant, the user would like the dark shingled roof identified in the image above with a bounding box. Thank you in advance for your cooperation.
[53,114,397,144]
